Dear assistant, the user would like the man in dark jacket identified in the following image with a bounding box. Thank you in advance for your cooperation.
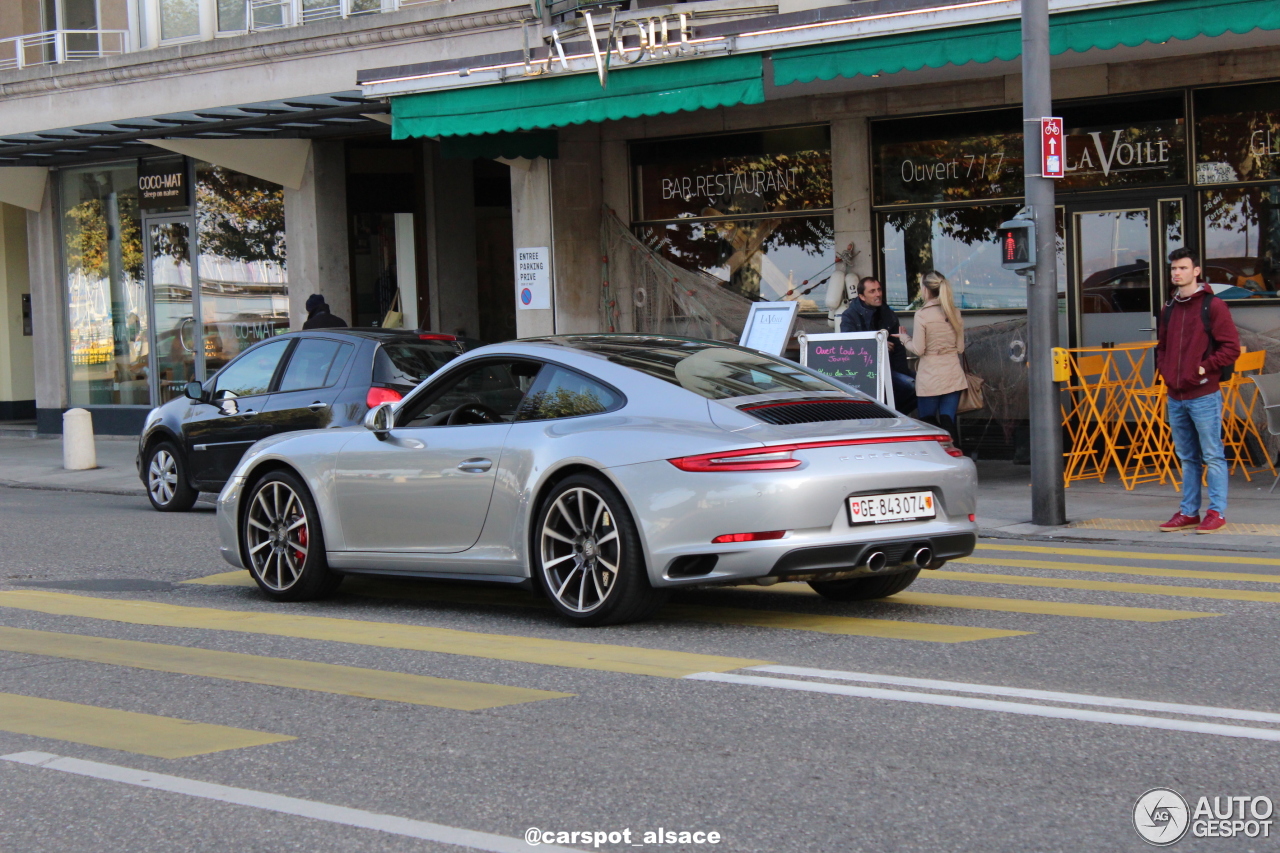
[303,294,348,330]
[1156,247,1240,534]
[840,276,916,413]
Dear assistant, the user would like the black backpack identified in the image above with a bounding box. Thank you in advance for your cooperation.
[1159,291,1233,381]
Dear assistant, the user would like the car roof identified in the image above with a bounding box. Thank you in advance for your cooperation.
[275,328,479,345]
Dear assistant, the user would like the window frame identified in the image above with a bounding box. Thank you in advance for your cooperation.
[275,336,355,394]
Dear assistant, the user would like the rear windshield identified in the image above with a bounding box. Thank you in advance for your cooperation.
[373,342,463,389]
[534,336,842,400]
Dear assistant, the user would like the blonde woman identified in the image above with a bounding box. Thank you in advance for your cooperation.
[893,271,967,441]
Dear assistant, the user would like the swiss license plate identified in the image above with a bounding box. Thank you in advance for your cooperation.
[847,491,936,525]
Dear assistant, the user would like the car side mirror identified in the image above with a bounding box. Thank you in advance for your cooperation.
[364,402,394,438]
[184,381,206,402]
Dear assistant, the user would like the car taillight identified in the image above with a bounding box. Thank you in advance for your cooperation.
[711,530,788,544]
[418,333,456,341]
[669,447,801,472]
[670,434,962,471]
[935,435,964,457]
[366,387,403,408]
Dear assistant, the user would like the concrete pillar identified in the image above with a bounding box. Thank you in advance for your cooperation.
[424,145,480,337]
[0,203,35,420]
[284,140,350,329]
[510,158,555,338]
[548,125,603,334]
[27,182,66,434]
[832,117,875,282]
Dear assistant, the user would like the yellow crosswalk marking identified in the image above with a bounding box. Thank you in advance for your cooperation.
[0,626,569,710]
[927,570,1280,603]
[660,603,1027,641]
[0,590,765,679]
[883,591,1217,621]
[0,692,292,758]
[726,583,1216,621]
[975,542,1280,567]
[958,556,1280,585]
[188,572,1027,643]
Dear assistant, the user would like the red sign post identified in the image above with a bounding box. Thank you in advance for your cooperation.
[1041,116,1064,179]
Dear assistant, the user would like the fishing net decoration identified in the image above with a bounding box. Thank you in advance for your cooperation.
[600,206,753,341]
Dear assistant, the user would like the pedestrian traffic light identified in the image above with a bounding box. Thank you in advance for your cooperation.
[998,217,1036,273]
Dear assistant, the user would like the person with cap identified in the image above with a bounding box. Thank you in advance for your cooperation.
[303,294,348,330]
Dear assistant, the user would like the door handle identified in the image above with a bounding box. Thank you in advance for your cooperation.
[308,401,327,410]
[458,458,492,472]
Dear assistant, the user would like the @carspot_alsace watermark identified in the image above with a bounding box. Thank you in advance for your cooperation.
[1134,788,1275,845]
[525,827,722,847]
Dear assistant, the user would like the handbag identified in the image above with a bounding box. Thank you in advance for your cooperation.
[957,352,986,413]
[381,290,404,329]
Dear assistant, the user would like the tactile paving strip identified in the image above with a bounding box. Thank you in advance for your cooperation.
[1069,518,1280,536]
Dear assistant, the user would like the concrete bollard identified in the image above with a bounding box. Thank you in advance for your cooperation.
[62,408,97,471]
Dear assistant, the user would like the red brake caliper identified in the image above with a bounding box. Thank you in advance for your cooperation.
[294,522,307,563]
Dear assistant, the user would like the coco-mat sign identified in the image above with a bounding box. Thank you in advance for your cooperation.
[138,157,188,211]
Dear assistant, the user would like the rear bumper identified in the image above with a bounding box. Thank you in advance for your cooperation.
[767,531,976,579]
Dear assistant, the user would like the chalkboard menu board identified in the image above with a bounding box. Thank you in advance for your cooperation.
[801,331,893,407]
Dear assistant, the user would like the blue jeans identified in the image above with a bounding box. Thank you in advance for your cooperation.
[1167,391,1227,516]
[917,390,961,420]
[891,371,918,415]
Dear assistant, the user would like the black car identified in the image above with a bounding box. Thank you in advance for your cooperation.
[137,328,482,511]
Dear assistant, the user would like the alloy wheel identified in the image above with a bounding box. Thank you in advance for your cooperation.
[245,480,310,591]
[540,486,621,614]
[147,449,178,505]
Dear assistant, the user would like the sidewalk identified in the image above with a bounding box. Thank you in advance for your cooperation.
[976,459,1280,553]
[0,435,1276,552]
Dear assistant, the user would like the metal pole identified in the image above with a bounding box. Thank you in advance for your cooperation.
[1021,0,1065,525]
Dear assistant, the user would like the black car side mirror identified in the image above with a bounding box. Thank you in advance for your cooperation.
[184,381,207,402]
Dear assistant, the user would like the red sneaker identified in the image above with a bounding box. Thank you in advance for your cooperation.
[1196,511,1227,534]
[1159,512,1200,531]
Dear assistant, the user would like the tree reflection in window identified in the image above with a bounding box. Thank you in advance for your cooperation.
[1202,185,1280,297]
[880,204,1025,310]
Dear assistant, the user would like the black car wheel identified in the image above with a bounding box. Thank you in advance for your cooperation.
[534,473,667,626]
[809,568,921,601]
[145,441,199,513]
[243,470,342,602]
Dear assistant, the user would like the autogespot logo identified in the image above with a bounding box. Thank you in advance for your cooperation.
[1134,788,1191,846]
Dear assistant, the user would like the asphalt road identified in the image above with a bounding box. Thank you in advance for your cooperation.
[1,485,1277,852]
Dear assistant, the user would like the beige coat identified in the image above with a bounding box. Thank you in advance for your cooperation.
[904,304,967,396]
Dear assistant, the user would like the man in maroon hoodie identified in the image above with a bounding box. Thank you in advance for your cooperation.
[1156,247,1241,534]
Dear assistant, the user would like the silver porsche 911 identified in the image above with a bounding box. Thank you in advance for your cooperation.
[216,335,977,625]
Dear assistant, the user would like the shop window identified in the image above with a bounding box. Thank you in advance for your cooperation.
[630,126,834,311]
[60,163,149,408]
[1201,185,1280,298]
[1194,82,1280,186]
[878,204,1026,310]
[158,0,200,40]
[195,162,289,376]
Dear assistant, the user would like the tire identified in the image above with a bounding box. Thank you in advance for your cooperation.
[534,473,667,626]
[242,470,342,602]
[809,568,921,601]
[145,441,199,513]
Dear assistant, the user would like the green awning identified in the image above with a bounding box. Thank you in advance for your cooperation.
[773,0,1280,86]
[392,54,764,139]
[439,131,559,160]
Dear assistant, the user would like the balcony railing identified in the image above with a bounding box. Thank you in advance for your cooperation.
[0,29,130,71]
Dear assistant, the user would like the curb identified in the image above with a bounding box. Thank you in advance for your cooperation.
[977,524,1280,555]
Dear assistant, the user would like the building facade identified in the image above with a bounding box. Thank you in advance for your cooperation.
[2,0,1279,451]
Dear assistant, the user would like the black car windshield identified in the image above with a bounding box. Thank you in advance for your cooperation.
[374,342,463,389]
[534,336,842,400]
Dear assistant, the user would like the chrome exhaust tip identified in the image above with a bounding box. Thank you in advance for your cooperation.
[912,546,933,569]
[865,551,887,572]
